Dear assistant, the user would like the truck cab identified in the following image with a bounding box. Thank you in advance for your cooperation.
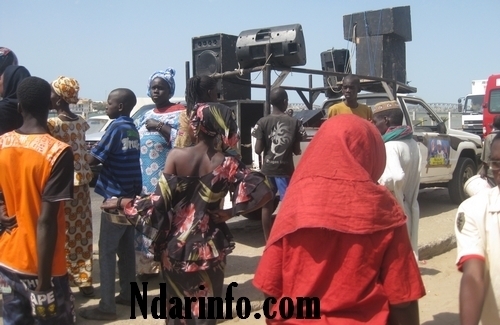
[482,74,500,137]
[460,93,485,137]
[459,79,486,138]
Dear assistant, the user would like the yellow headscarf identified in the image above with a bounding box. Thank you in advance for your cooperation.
[52,76,80,104]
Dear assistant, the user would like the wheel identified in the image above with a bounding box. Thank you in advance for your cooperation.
[241,196,280,220]
[448,157,476,204]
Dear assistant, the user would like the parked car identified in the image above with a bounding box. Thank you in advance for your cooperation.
[86,115,110,135]
[86,97,185,186]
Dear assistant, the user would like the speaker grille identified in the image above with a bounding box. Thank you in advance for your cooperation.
[195,50,219,75]
[191,33,251,100]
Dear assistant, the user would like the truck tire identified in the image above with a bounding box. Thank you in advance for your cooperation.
[448,157,476,204]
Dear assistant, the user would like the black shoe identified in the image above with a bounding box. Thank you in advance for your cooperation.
[79,307,117,320]
[79,286,95,297]
[115,295,131,306]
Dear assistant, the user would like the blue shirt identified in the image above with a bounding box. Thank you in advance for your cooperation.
[91,116,142,199]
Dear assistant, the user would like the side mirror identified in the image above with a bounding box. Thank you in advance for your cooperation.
[457,97,464,112]
[437,121,447,134]
[483,102,488,109]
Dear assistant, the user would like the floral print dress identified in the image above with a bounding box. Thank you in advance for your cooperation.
[125,156,272,324]
[47,116,94,288]
[136,104,185,195]
[135,104,185,275]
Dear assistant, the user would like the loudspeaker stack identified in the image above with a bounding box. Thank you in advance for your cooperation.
[343,6,412,84]
[320,49,351,98]
[192,33,251,100]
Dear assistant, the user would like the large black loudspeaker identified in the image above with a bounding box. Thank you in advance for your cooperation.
[235,24,306,69]
[192,33,251,100]
[221,100,265,166]
[343,6,411,83]
[320,49,351,98]
[355,35,406,83]
[343,6,412,42]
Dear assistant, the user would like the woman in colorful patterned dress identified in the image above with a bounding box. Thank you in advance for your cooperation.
[135,68,185,279]
[47,76,95,297]
[102,75,273,324]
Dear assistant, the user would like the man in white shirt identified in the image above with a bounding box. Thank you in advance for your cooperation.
[372,100,421,259]
[455,132,500,325]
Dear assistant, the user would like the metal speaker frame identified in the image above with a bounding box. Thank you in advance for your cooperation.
[236,23,307,69]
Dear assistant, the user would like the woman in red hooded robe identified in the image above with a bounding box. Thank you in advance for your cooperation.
[253,114,426,325]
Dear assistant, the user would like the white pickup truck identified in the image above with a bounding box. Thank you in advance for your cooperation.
[294,92,483,205]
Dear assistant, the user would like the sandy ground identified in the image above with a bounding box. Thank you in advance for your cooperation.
[223,249,461,325]
[0,189,462,324]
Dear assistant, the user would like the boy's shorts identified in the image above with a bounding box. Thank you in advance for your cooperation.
[268,176,290,201]
[0,266,76,325]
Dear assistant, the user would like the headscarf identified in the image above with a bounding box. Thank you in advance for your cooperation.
[0,65,30,135]
[51,76,80,104]
[190,102,240,149]
[0,47,18,76]
[147,68,175,99]
[382,125,413,142]
[266,114,407,247]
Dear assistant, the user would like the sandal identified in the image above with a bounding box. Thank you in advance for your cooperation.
[79,286,95,297]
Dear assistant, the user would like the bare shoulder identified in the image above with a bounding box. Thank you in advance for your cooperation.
[168,147,192,159]
[212,151,227,165]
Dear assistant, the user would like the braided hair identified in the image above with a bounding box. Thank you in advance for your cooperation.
[185,75,217,115]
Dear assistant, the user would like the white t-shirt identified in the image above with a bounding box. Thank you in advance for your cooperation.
[455,186,500,324]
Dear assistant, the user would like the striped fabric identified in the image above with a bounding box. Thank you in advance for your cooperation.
[91,116,142,199]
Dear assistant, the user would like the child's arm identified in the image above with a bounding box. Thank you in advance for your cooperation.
[89,125,117,166]
[86,154,100,166]
[254,139,264,155]
[251,120,265,155]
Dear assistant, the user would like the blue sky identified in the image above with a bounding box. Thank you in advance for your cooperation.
[2,0,499,105]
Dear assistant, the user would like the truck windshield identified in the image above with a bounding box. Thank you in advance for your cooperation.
[489,89,500,113]
[463,94,484,113]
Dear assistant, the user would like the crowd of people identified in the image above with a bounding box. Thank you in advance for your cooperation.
[0,46,499,325]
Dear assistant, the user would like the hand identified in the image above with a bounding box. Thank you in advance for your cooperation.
[145,119,160,131]
[101,198,119,211]
[208,209,232,224]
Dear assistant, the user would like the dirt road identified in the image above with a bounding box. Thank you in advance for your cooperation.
[0,189,463,324]
[222,249,461,325]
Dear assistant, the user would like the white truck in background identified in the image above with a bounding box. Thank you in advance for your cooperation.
[459,79,487,138]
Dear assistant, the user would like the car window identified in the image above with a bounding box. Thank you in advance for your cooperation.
[402,98,442,132]
[86,118,108,134]
[489,89,500,113]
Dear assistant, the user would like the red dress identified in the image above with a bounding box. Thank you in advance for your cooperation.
[253,115,426,324]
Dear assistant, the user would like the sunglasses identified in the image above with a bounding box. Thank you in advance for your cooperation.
[488,160,500,170]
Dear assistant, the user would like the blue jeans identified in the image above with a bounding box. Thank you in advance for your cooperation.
[0,266,76,325]
[98,212,136,314]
